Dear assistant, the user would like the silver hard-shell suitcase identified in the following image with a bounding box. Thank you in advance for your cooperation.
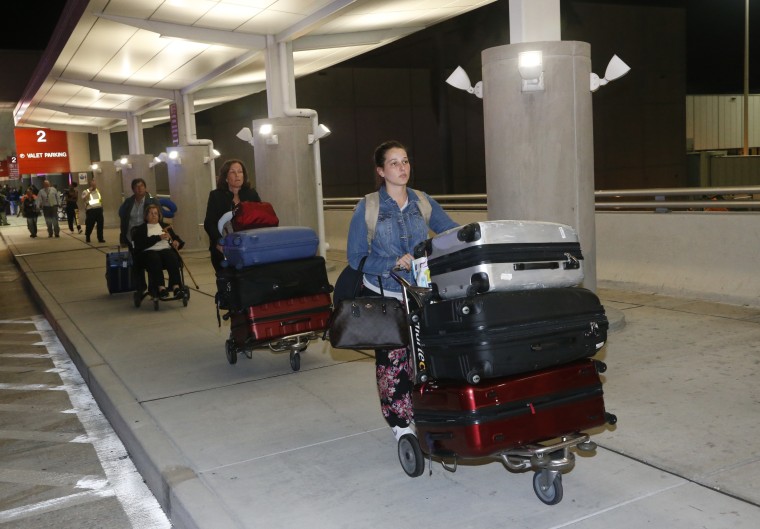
[413,220,584,299]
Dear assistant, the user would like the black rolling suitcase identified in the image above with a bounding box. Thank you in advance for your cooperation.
[105,250,135,294]
[419,287,608,383]
[216,256,332,311]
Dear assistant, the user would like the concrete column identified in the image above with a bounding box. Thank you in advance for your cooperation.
[126,114,145,155]
[250,117,318,234]
[165,146,213,250]
[97,129,113,161]
[508,0,560,43]
[119,154,158,202]
[91,161,122,228]
[481,41,597,290]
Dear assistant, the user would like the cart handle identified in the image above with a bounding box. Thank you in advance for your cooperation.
[389,268,435,307]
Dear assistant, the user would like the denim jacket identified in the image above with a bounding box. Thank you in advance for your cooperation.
[346,186,458,294]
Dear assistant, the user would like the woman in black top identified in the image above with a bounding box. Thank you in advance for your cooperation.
[203,159,261,271]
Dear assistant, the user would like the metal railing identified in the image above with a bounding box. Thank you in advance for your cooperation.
[323,187,760,212]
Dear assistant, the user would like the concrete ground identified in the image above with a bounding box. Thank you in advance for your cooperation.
[1,213,759,529]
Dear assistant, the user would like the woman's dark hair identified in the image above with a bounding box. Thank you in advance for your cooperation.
[373,140,407,189]
[143,203,163,223]
[217,159,251,191]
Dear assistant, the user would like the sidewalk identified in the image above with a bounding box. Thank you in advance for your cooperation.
[2,216,759,529]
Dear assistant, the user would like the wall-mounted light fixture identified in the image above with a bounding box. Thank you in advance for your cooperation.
[308,124,331,144]
[518,51,544,92]
[90,163,102,174]
[258,123,278,145]
[203,148,222,164]
[445,66,483,98]
[236,127,254,145]
[590,55,630,92]
[168,150,181,165]
[117,156,132,170]
[149,152,167,169]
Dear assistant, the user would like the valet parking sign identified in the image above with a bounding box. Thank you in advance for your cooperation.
[14,128,70,174]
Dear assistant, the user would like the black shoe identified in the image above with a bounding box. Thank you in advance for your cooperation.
[55,234,60,238]
[174,287,183,298]
[86,238,91,243]
[48,234,53,238]
[158,289,170,300]
[98,239,106,243]
[78,228,83,234]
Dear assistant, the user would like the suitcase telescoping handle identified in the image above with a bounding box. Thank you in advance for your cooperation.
[390,268,435,384]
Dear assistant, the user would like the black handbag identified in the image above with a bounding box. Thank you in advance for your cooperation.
[328,258,409,350]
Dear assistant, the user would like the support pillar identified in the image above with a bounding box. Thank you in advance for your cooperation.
[91,161,122,228]
[482,41,597,289]
[165,146,213,250]
[250,117,318,234]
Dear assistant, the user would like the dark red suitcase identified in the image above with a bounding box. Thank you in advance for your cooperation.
[412,359,609,459]
[230,293,332,346]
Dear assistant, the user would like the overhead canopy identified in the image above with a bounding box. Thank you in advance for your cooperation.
[13,0,497,134]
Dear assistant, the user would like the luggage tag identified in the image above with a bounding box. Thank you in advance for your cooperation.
[412,255,431,287]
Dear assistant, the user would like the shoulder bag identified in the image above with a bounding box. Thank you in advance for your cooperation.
[328,258,409,350]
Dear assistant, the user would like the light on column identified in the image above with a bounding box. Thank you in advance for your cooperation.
[590,55,631,92]
[518,51,544,92]
[236,127,254,145]
[308,124,331,144]
[445,66,483,98]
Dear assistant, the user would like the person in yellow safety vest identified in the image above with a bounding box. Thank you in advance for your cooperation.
[81,179,105,244]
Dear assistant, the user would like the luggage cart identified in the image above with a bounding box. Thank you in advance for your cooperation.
[221,293,332,372]
[224,330,323,372]
[390,270,617,505]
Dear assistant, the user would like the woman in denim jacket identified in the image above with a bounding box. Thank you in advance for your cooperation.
[346,140,458,442]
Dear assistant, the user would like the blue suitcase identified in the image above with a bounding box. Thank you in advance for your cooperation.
[222,226,319,269]
[105,250,135,294]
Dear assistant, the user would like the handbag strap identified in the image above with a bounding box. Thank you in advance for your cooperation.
[356,256,387,298]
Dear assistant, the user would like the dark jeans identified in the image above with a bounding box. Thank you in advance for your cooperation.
[84,208,104,241]
[66,202,80,231]
[142,249,181,296]
[26,215,38,236]
[41,206,59,236]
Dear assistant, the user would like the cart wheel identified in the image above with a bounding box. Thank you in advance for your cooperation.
[182,287,190,307]
[533,471,563,505]
[153,299,160,311]
[398,434,425,478]
[225,340,238,365]
[290,351,301,371]
[133,291,142,308]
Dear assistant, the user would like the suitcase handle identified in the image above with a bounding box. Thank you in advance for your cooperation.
[530,337,576,351]
[281,317,310,327]
[513,262,560,271]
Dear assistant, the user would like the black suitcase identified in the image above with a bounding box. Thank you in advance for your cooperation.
[418,287,608,383]
[105,251,135,294]
[216,256,332,311]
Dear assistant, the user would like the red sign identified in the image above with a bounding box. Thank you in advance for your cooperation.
[14,128,71,174]
[169,103,179,146]
[0,158,8,177]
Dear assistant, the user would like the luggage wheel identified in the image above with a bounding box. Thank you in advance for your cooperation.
[398,434,425,478]
[225,339,238,365]
[533,470,563,505]
[289,351,301,371]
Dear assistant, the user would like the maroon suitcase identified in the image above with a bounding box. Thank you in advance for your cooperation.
[413,359,609,459]
[230,293,332,346]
